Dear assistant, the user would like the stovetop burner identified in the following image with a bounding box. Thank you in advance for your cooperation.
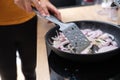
[48,50,120,80]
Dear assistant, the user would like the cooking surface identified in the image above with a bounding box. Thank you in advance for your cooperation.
[37,5,119,80]
[48,51,120,80]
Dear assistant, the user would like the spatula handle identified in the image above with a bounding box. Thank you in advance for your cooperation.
[32,6,64,26]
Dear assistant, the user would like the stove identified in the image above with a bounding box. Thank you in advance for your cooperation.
[45,26,120,80]
[47,48,120,80]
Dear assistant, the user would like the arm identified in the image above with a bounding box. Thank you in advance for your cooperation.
[14,0,61,20]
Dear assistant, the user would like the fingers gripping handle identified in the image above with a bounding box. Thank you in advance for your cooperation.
[32,6,64,27]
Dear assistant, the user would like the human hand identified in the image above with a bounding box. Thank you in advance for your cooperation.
[14,0,62,20]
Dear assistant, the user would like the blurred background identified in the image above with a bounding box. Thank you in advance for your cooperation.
[49,0,96,8]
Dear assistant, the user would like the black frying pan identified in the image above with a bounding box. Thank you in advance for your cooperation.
[45,20,120,62]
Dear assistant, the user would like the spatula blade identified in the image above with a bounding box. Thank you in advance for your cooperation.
[61,23,90,53]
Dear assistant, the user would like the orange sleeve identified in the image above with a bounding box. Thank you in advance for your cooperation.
[0,0,35,26]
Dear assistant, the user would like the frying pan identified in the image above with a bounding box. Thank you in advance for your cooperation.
[45,20,120,62]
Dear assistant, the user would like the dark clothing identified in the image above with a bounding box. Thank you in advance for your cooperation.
[0,16,37,80]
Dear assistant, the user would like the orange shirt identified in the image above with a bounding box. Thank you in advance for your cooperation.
[0,0,35,26]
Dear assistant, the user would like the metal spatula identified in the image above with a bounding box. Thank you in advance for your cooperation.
[32,7,90,53]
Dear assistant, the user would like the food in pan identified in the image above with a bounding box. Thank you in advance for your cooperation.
[51,29,118,54]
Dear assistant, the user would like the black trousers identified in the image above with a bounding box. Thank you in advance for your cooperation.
[0,16,37,80]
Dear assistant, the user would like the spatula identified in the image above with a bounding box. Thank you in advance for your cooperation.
[32,7,90,53]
